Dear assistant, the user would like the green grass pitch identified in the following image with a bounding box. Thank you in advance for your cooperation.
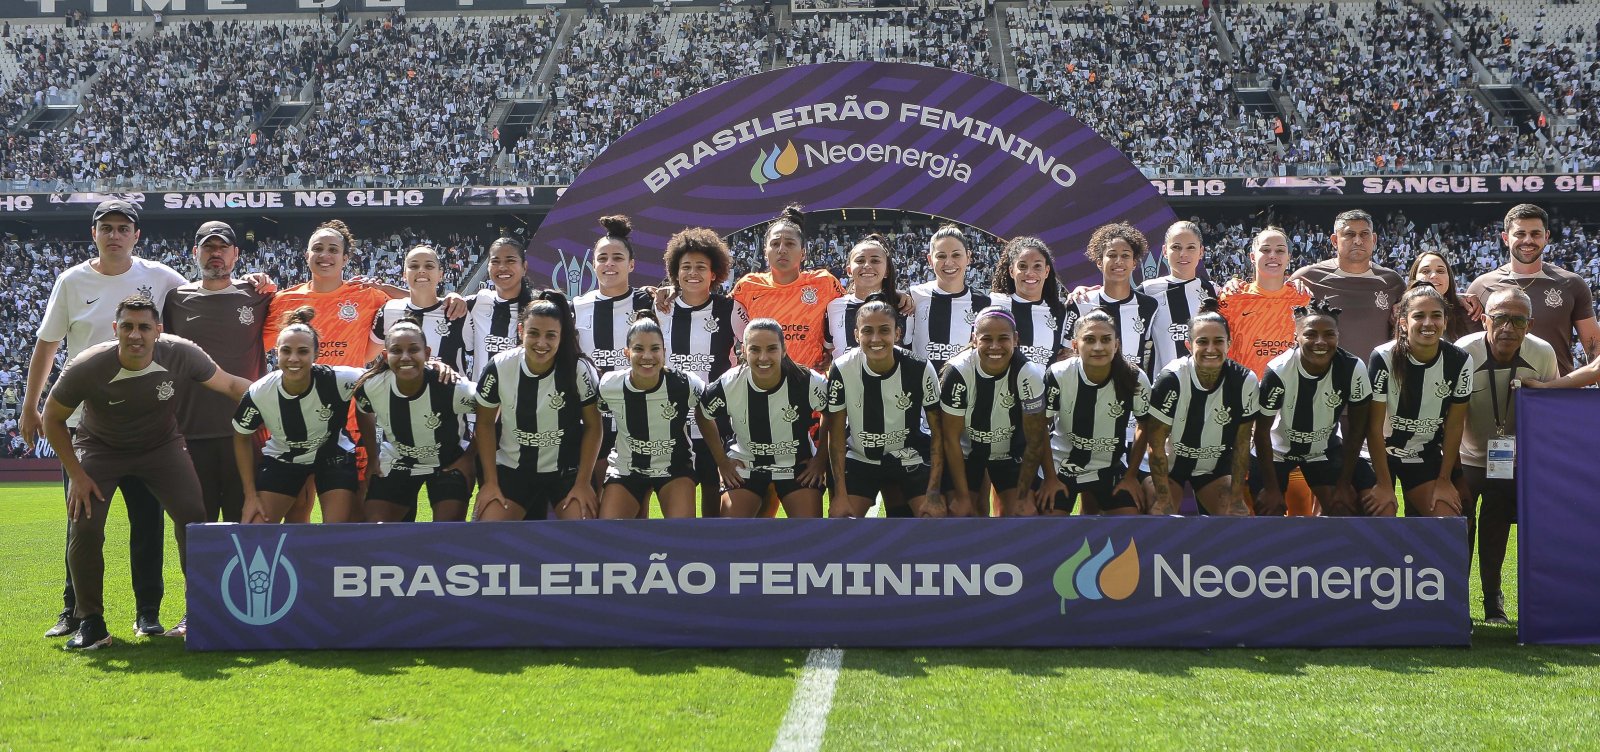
[2,481,1598,750]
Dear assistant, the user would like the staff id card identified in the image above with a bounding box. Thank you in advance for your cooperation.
[1488,437,1516,480]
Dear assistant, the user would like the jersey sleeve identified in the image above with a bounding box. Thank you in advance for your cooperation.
[353,384,375,414]
[152,262,187,307]
[451,380,479,414]
[174,338,220,384]
[1449,354,1474,404]
[1347,359,1373,405]
[731,276,754,312]
[939,366,970,416]
[699,379,729,420]
[919,359,940,408]
[731,301,749,346]
[577,362,600,406]
[686,372,707,399]
[36,273,73,343]
[1148,305,1177,374]
[1568,277,1595,325]
[807,370,828,412]
[47,357,87,409]
[370,304,389,344]
[1147,369,1181,426]
[1257,368,1285,417]
[1018,363,1047,415]
[1367,350,1391,404]
[475,360,502,407]
[825,363,847,413]
[1043,366,1062,419]
[333,366,363,400]
[1131,371,1153,418]
[232,392,264,434]
[1239,370,1260,420]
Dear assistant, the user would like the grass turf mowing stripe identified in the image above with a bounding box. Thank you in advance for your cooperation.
[771,648,844,752]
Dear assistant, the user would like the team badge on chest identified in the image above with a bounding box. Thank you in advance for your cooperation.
[338,301,359,322]
[660,401,679,420]
[780,405,799,423]
[1374,291,1390,310]
[964,308,978,325]
[1322,388,1342,409]
[1212,405,1232,425]
[548,390,566,410]
[156,381,175,401]
[801,287,818,305]
[703,316,720,333]
[315,405,334,422]
[1433,380,1451,399]
[1545,288,1563,308]
[436,319,451,336]
[423,412,442,430]
[999,390,1016,409]
[893,391,913,410]
[237,305,255,326]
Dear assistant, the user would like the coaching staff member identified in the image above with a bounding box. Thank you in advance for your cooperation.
[43,295,252,649]
[1466,203,1600,375]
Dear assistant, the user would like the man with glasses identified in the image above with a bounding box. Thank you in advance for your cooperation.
[1455,288,1557,625]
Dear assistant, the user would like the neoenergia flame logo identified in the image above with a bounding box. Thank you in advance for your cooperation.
[750,140,800,192]
[1052,538,1139,614]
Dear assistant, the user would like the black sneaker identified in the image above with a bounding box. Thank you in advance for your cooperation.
[134,611,165,637]
[65,616,113,651]
[1484,591,1510,625]
[45,611,81,639]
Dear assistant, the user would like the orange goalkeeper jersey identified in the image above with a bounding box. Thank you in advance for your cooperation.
[263,281,391,368]
[1220,282,1310,378]
[732,269,844,371]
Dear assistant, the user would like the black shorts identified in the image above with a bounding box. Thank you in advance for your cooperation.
[842,457,931,503]
[1052,466,1135,513]
[1168,467,1231,491]
[605,470,696,503]
[256,449,360,497]
[1390,457,1463,494]
[733,470,812,500]
[367,467,473,508]
[943,456,1024,494]
[598,419,619,467]
[495,464,580,521]
[1273,455,1379,492]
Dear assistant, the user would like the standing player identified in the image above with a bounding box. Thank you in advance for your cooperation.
[1456,288,1558,623]
[825,234,909,360]
[1253,301,1379,517]
[1367,284,1475,518]
[573,215,655,486]
[1288,209,1408,365]
[25,200,186,640]
[826,298,946,519]
[233,307,364,524]
[464,237,537,379]
[354,321,479,523]
[1407,250,1477,342]
[1465,203,1600,375]
[658,228,748,517]
[1062,223,1175,378]
[475,293,603,521]
[1037,311,1153,516]
[163,221,274,525]
[1220,227,1311,378]
[1141,221,1221,360]
[43,295,252,648]
[731,205,845,372]
[990,236,1070,366]
[371,246,473,374]
[699,319,829,518]
[911,225,992,370]
[598,316,736,519]
[1143,306,1259,516]
[938,307,1050,517]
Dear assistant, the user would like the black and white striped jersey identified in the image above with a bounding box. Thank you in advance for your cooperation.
[700,365,827,478]
[598,369,705,478]
[232,365,364,464]
[825,293,913,361]
[939,349,1047,461]
[1147,357,1260,478]
[1369,340,1474,464]
[1258,347,1372,463]
[1140,275,1219,359]
[475,349,600,472]
[370,299,473,374]
[575,288,656,375]
[463,290,522,379]
[660,295,748,383]
[994,294,1066,366]
[1063,290,1176,377]
[910,282,992,369]
[1043,358,1153,479]
[826,347,940,467]
[353,371,478,476]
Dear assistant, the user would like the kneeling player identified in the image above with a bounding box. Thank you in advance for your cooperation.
[1037,311,1152,516]
[938,307,1049,516]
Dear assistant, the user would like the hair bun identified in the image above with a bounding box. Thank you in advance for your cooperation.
[633,309,659,325]
[599,214,632,239]
[778,204,805,225]
[283,305,316,326]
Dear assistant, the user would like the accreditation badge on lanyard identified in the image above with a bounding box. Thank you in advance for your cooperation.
[1487,368,1515,480]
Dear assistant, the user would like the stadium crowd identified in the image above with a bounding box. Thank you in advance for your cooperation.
[786,4,997,79]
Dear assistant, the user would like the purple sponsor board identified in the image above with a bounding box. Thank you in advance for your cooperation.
[187,518,1467,651]
[1517,390,1600,644]
[532,62,1177,298]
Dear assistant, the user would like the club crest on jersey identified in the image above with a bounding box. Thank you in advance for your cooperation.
[435,319,451,336]
[237,305,255,325]
[1045,314,1058,331]
[892,391,913,410]
[156,381,175,401]
[1433,380,1451,399]
[1545,288,1563,308]
[338,301,359,322]
[1212,405,1232,425]
[548,391,566,410]
[1132,318,1146,335]
[625,309,641,325]
[138,285,153,299]
[1374,291,1390,310]
[660,402,679,420]
[1106,400,1126,419]
[314,404,333,422]
[423,412,442,430]
[964,308,978,325]
[703,317,720,333]
[780,404,800,423]
[801,287,818,305]
[1323,389,1342,408]
[999,390,1016,409]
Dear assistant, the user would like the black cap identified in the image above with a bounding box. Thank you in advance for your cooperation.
[194,220,238,246]
[91,199,139,226]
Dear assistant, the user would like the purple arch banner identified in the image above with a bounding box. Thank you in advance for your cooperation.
[533,62,1177,295]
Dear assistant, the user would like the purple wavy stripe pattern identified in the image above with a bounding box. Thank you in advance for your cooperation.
[186,518,1467,651]
[1516,390,1600,644]
[530,62,1177,294]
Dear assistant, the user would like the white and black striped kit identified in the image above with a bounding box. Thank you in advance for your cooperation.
[464,290,522,379]
[995,294,1065,366]
[700,366,827,478]
[232,365,364,463]
[1258,348,1372,462]
[825,293,913,361]
[1043,358,1152,479]
[353,371,479,476]
[660,295,747,383]
[475,349,600,473]
[1140,275,1218,359]
[575,288,655,375]
[910,282,992,369]
[1369,341,1474,463]
[1063,290,1176,377]
[1147,357,1260,479]
[598,369,705,478]
[371,299,473,375]
[938,349,1047,461]
[826,347,940,467]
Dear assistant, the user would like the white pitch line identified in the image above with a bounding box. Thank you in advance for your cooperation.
[771,648,845,752]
